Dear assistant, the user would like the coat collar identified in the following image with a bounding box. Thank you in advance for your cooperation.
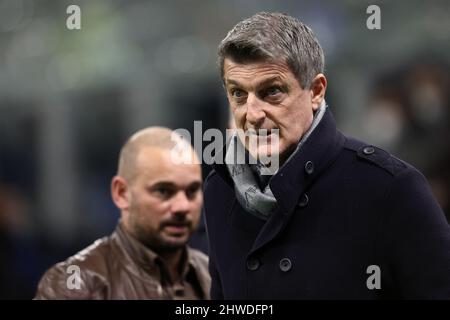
[213,108,346,253]
[269,108,346,214]
[214,108,345,206]
[114,222,192,277]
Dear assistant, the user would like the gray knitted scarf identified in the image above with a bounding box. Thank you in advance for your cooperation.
[225,101,328,220]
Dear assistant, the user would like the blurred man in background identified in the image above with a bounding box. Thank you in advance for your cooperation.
[35,127,210,299]
[203,12,450,299]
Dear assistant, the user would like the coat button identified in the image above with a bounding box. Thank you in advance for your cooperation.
[279,258,292,272]
[362,146,375,155]
[246,257,260,271]
[298,193,309,208]
[304,161,314,175]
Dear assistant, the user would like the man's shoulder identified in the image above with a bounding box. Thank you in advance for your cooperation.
[204,169,219,185]
[34,235,113,299]
[204,167,234,193]
[342,136,416,178]
[204,168,224,186]
[203,168,237,216]
[64,235,113,272]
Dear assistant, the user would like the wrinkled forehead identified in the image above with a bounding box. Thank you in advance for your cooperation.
[223,58,294,87]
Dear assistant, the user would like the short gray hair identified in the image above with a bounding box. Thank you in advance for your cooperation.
[218,12,325,89]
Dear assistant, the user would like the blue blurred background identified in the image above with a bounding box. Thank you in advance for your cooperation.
[0,0,449,299]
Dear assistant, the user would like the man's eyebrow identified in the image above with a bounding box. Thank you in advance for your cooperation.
[149,181,177,189]
[255,76,285,88]
[225,76,285,89]
[150,180,202,189]
[225,79,241,87]
[188,181,203,188]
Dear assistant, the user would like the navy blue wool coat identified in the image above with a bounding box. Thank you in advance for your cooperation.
[203,109,450,299]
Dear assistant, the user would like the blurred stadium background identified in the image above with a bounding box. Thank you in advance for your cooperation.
[0,0,449,299]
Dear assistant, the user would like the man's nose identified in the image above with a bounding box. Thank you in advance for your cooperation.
[246,94,266,127]
[170,191,191,214]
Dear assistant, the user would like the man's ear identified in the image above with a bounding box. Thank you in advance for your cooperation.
[111,176,130,211]
[310,73,327,111]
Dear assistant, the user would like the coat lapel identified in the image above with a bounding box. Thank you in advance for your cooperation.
[213,109,346,253]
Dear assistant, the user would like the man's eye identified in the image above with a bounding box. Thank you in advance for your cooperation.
[154,188,173,198]
[266,87,282,96]
[186,187,199,200]
[231,89,247,99]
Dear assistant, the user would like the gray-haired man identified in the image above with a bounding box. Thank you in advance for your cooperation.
[203,12,450,299]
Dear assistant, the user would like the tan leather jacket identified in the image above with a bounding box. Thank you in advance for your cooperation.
[34,223,211,299]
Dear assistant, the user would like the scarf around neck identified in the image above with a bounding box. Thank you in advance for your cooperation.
[225,101,328,220]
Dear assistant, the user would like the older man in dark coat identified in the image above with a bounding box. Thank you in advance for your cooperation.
[203,12,450,299]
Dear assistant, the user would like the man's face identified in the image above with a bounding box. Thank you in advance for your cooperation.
[124,147,203,252]
[223,59,319,163]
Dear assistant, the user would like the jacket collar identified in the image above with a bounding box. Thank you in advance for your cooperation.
[214,108,344,207]
[114,221,193,282]
[213,108,346,252]
[269,108,345,214]
[112,223,210,298]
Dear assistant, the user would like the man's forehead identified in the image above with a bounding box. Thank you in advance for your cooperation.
[223,59,292,85]
[137,145,167,162]
[136,146,200,176]
[137,146,196,166]
[143,164,202,189]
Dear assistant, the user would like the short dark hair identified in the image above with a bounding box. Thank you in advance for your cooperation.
[218,12,325,89]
